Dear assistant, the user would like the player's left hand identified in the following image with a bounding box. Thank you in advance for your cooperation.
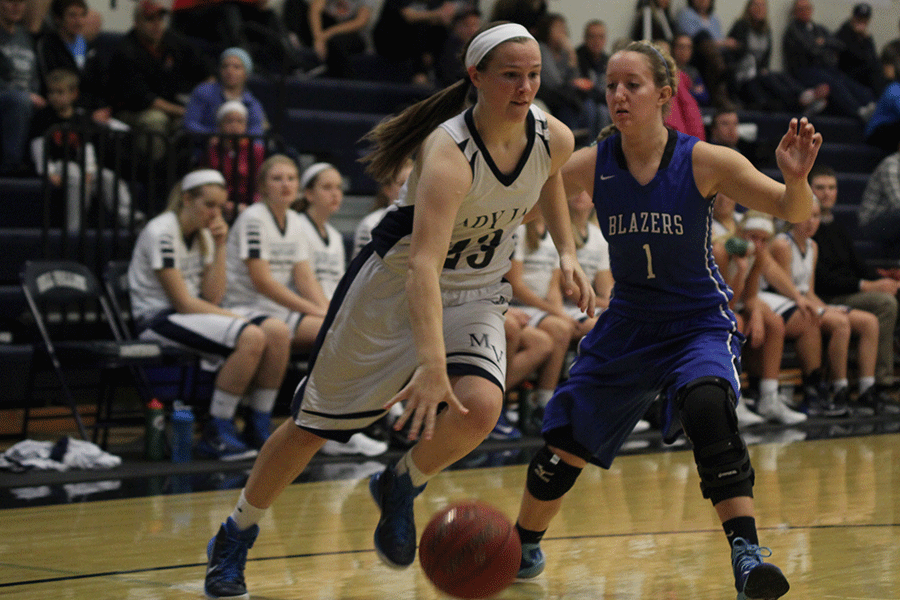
[776,117,823,182]
[559,253,596,316]
[385,363,468,442]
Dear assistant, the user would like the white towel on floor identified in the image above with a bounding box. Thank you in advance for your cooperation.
[0,437,122,472]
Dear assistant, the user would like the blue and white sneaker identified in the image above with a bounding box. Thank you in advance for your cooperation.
[197,418,259,462]
[369,463,425,568]
[489,412,523,440]
[242,409,272,450]
[517,542,545,579]
[204,517,259,600]
[732,537,790,600]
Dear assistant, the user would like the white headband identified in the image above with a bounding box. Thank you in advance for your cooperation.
[181,169,226,191]
[216,99,248,122]
[464,23,535,69]
[741,216,774,235]
[300,162,336,189]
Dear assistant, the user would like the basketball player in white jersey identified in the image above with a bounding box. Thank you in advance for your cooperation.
[128,169,291,461]
[295,162,347,299]
[203,22,595,600]
[222,155,330,447]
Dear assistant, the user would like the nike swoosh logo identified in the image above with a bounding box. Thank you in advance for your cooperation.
[600,174,615,180]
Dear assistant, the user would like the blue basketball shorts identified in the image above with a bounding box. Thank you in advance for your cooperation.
[542,306,743,468]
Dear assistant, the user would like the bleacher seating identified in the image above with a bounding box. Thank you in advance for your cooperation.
[247,76,431,117]
[2,40,895,433]
[0,178,45,228]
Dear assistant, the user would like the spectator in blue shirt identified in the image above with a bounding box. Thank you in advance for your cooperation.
[184,47,267,137]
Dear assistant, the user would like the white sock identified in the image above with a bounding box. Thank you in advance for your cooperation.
[210,390,243,420]
[532,388,554,408]
[230,489,267,531]
[394,450,430,487]
[248,388,278,414]
[759,378,779,397]
[859,377,876,394]
[831,379,848,391]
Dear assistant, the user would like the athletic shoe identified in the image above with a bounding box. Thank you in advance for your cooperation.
[857,386,900,415]
[802,385,850,418]
[735,396,765,427]
[196,418,259,462]
[489,412,523,440]
[204,517,259,600]
[631,419,651,432]
[731,537,790,600]
[757,392,807,425]
[517,542,545,579]
[242,409,272,450]
[369,463,426,568]
[321,432,388,457]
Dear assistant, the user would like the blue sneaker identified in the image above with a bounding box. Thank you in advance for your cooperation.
[197,418,259,462]
[732,537,790,600]
[517,542,545,579]
[243,409,272,450]
[204,517,259,600]
[369,463,425,568]
[489,412,523,440]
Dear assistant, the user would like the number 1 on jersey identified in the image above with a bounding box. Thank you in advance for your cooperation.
[642,243,656,279]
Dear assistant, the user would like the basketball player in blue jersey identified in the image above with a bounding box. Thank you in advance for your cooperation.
[202,22,596,600]
[513,41,822,600]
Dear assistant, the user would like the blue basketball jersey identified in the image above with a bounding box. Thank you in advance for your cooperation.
[593,129,733,321]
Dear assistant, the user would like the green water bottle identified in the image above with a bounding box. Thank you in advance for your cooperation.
[145,398,166,461]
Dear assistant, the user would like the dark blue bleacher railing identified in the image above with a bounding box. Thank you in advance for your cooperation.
[0,125,290,423]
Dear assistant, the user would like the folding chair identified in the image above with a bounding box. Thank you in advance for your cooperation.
[20,260,170,447]
[103,260,201,405]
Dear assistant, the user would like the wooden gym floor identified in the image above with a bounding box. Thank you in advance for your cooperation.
[1,416,899,599]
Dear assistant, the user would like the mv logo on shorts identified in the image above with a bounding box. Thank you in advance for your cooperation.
[469,333,504,363]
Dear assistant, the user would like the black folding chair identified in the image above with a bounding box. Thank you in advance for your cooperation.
[103,260,201,398]
[20,260,170,447]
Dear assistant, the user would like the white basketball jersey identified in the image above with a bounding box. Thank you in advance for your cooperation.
[513,224,560,300]
[574,222,610,299]
[778,232,814,295]
[128,211,213,322]
[223,203,311,317]
[297,211,346,300]
[372,105,552,296]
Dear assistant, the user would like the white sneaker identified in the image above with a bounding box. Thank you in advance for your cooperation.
[757,392,807,425]
[735,396,765,427]
[320,433,388,457]
[631,419,650,433]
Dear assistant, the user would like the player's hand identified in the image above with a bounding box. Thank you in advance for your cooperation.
[776,117,822,182]
[207,213,229,246]
[559,253,596,316]
[385,363,468,442]
[747,309,765,349]
[795,295,818,319]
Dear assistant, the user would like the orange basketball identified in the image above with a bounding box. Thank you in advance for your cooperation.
[418,500,521,599]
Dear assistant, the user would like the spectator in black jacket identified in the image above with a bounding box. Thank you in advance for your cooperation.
[575,20,608,106]
[835,3,885,97]
[107,0,212,161]
[782,0,874,122]
[810,164,900,396]
[36,0,107,123]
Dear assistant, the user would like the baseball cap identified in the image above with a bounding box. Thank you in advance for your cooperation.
[138,0,169,18]
[852,3,872,19]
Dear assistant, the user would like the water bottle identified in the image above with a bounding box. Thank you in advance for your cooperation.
[144,398,166,461]
[724,237,750,257]
[170,401,195,463]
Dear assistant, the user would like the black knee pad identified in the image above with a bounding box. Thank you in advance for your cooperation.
[677,377,754,503]
[526,445,583,502]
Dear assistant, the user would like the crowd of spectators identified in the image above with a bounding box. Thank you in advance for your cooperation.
[3,0,900,179]
[3,0,900,447]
